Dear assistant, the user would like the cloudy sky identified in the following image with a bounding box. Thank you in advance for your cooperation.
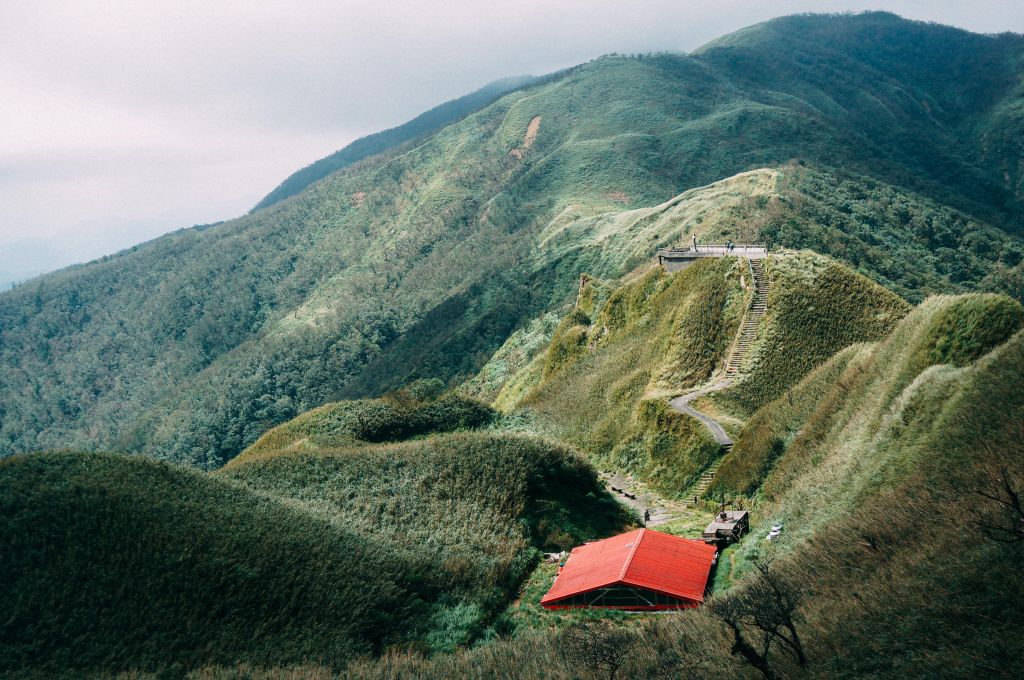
[3,1,1023,284]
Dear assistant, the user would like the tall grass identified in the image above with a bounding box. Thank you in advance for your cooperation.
[714,252,909,417]
[229,394,496,466]
[326,296,1024,679]
[1,433,630,676]
[512,258,745,494]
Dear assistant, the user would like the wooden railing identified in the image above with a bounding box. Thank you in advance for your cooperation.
[658,243,767,256]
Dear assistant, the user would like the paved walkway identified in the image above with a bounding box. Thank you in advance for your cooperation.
[668,379,734,446]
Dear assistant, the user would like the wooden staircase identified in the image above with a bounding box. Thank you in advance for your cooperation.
[724,258,768,378]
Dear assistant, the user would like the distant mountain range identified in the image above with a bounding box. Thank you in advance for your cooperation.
[1,11,1022,467]
[4,12,1024,679]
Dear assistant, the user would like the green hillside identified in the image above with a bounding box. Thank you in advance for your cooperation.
[711,251,910,415]
[252,75,538,211]
[484,253,906,496]
[2,13,1023,467]
[332,294,1024,679]
[0,452,421,675]
[503,258,744,495]
[0,433,626,675]
[231,392,495,465]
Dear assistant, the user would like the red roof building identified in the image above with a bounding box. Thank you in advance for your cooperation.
[540,528,717,610]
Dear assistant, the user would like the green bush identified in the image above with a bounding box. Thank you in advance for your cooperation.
[232,394,496,464]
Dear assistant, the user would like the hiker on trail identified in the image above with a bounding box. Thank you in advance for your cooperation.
[644,509,651,524]
[692,234,697,251]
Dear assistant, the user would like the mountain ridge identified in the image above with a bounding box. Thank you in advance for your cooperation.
[1,12,1023,467]
[251,74,539,211]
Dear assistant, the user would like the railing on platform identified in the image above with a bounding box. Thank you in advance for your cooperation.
[658,244,768,257]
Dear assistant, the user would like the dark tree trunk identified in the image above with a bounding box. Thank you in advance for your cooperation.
[727,622,775,680]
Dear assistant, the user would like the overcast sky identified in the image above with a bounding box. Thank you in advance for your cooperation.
[2,1,1023,284]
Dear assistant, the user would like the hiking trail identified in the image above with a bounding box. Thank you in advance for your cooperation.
[603,252,769,521]
[668,256,769,504]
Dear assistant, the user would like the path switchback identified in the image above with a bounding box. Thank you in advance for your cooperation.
[668,255,769,499]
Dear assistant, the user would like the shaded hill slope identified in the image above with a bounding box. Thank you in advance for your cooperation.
[0,452,420,674]
[0,433,626,675]
[2,12,1023,467]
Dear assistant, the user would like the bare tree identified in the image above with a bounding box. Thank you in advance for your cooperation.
[973,466,1024,543]
[638,619,709,680]
[707,561,806,680]
[558,622,638,680]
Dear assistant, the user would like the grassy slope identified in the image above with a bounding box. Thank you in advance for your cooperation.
[335,295,1024,680]
[221,432,631,651]
[710,294,1024,677]
[229,394,495,465]
[0,433,628,675]
[500,258,746,495]
[253,75,538,210]
[484,253,905,497]
[767,167,1024,303]
[3,13,1023,466]
[0,452,422,675]
[712,251,910,416]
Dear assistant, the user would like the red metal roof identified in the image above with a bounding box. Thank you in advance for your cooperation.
[541,528,717,607]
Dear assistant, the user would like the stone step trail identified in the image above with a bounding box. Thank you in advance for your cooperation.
[667,253,771,502]
[685,443,733,507]
[724,258,769,377]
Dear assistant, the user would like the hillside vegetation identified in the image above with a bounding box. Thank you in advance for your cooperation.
[0,433,627,675]
[712,252,910,416]
[253,75,537,211]
[0,452,420,675]
[3,13,1024,466]
[487,253,905,496]
[501,258,744,495]
[231,392,495,465]
[333,295,1024,680]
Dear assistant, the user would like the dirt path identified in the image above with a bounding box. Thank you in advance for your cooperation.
[601,471,687,526]
[668,257,768,449]
[601,256,769,528]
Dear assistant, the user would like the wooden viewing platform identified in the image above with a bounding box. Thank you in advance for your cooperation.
[702,510,750,545]
[658,244,767,272]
